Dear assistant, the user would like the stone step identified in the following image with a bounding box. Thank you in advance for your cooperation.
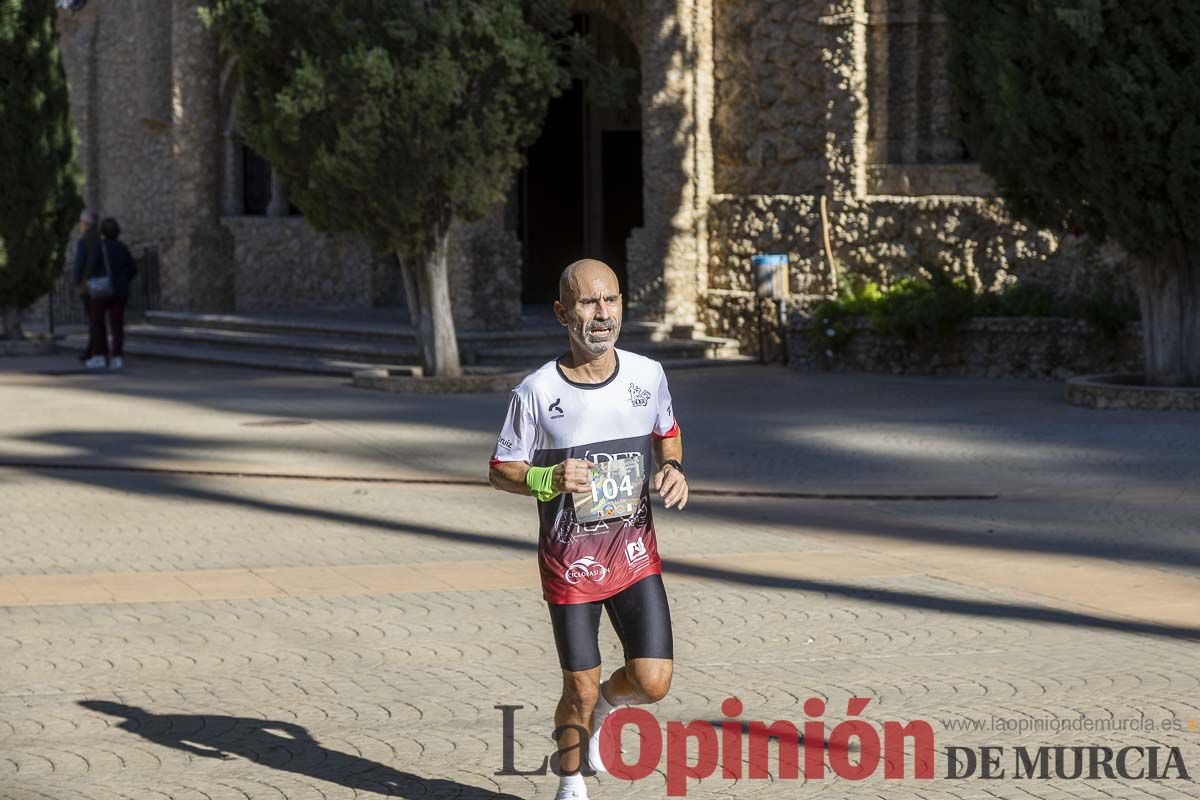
[143,310,670,343]
[60,334,753,377]
[122,323,735,364]
[62,337,418,377]
[68,311,745,376]
[474,338,734,365]
[128,324,422,361]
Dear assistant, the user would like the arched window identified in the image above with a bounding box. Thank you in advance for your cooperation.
[864,0,986,195]
[220,62,295,217]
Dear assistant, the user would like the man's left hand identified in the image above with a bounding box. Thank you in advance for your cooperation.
[653,464,688,510]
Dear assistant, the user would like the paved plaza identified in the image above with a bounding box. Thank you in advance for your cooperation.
[0,355,1198,799]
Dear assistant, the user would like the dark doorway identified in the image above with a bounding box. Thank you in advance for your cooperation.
[520,80,586,306]
[518,14,641,308]
[242,146,272,216]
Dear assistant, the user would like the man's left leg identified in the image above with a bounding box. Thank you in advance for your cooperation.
[589,573,674,772]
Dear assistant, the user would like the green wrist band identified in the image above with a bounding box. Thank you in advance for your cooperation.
[525,465,560,502]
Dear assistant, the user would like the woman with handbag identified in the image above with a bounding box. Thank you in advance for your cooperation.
[83,217,138,370]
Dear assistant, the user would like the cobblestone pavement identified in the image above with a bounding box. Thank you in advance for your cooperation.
[1,356,1198,799]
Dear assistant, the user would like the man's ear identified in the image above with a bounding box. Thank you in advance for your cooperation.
[553,300,569,326]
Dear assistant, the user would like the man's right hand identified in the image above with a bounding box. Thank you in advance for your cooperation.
[554,458,591,494]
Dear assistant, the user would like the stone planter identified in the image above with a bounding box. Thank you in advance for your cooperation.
[1065,374,1200,411]
[790,316,1142,380]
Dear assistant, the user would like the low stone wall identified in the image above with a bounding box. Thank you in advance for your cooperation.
[221,214,521,329]
[789,316,1143,380]
[223,217,380,312]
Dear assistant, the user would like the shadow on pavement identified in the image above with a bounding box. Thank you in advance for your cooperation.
[79,700,523,799]
[16,456,1200,642]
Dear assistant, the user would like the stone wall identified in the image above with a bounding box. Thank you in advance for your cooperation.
[712,0,826,195]
[446,213,523,331]
[704,193,1139,348]
[790,316,1143,380]
[224,218,378,312]
[223,214,524,329]
[57,0,175,254]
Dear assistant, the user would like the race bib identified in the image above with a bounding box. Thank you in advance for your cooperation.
[573,455,644,524]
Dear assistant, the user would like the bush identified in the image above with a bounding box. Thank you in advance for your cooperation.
[807,272,1139,356]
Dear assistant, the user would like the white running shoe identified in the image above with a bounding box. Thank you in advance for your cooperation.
[84,356,107,369]
[109,356,123,370]
[589,698,625,774]
[553,787,587,800]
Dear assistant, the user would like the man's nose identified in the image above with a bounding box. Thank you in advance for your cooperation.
[595,302,611,319]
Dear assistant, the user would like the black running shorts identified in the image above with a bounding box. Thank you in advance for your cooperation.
[547,573,673,672]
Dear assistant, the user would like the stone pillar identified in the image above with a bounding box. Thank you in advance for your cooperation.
[625,0,714,331]
[221,132,243,216]
[820,0,869,200]
[162,0,233,311]
[134,0,173,127]
[267,171,290,217]
[57,5,102,211]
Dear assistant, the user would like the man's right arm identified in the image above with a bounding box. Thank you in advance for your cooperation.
[489,460,532,494]
[489,459,592,496]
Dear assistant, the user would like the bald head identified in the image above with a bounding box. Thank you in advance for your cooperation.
[559,259,619,304]
[555,258,623,356]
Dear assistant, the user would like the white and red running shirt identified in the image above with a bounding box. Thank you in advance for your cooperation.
[490,349,680,604]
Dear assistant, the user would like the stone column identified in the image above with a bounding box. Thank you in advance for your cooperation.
[820,0,869,200]
[267,170,290,217]
[134,0,173,127]
[221,132,243,216]
[57,5,101,210]
[625,0,714,332]
[162,0,233,311]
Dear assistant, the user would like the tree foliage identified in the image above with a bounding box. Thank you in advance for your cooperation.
[0,0,83,322]
[941,0,1200,258]
[202,0,576,259]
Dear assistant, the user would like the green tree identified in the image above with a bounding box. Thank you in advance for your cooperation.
[0,0,83,338]
[942,0,1200,385]
[202,0,580,376]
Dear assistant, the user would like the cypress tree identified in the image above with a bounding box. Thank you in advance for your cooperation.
[0,0,83,337]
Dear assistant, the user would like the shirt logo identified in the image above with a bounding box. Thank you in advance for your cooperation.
[564,556,608,585]
[625,537,649,566]
[628,383,651,407]
[549,398,564,419]
[496,435,514,450]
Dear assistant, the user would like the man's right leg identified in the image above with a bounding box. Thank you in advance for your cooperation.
[555,668,601,775]
[548,600,604,798]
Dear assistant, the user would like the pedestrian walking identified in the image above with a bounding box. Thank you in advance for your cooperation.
[82,217,137,370]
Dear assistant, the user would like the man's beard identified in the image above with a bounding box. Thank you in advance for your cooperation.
[572,318,620,355]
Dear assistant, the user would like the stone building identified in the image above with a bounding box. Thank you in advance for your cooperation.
[54,0,1128,339]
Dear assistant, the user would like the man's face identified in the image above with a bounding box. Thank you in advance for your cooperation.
[79,220,90,235]
[556,267,622,356]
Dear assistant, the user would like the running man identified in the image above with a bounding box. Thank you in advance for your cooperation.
[489,259,688,800]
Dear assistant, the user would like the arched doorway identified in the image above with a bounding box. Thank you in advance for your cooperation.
[517,13,642,307]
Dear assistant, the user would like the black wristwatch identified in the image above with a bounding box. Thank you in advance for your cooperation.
[662,459,684,476]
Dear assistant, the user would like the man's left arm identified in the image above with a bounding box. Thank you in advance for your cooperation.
[652,430,687,510]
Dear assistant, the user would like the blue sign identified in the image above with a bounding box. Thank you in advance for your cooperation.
[751,254,789,299]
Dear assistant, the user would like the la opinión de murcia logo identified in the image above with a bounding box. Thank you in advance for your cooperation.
[495,697,1192,796]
